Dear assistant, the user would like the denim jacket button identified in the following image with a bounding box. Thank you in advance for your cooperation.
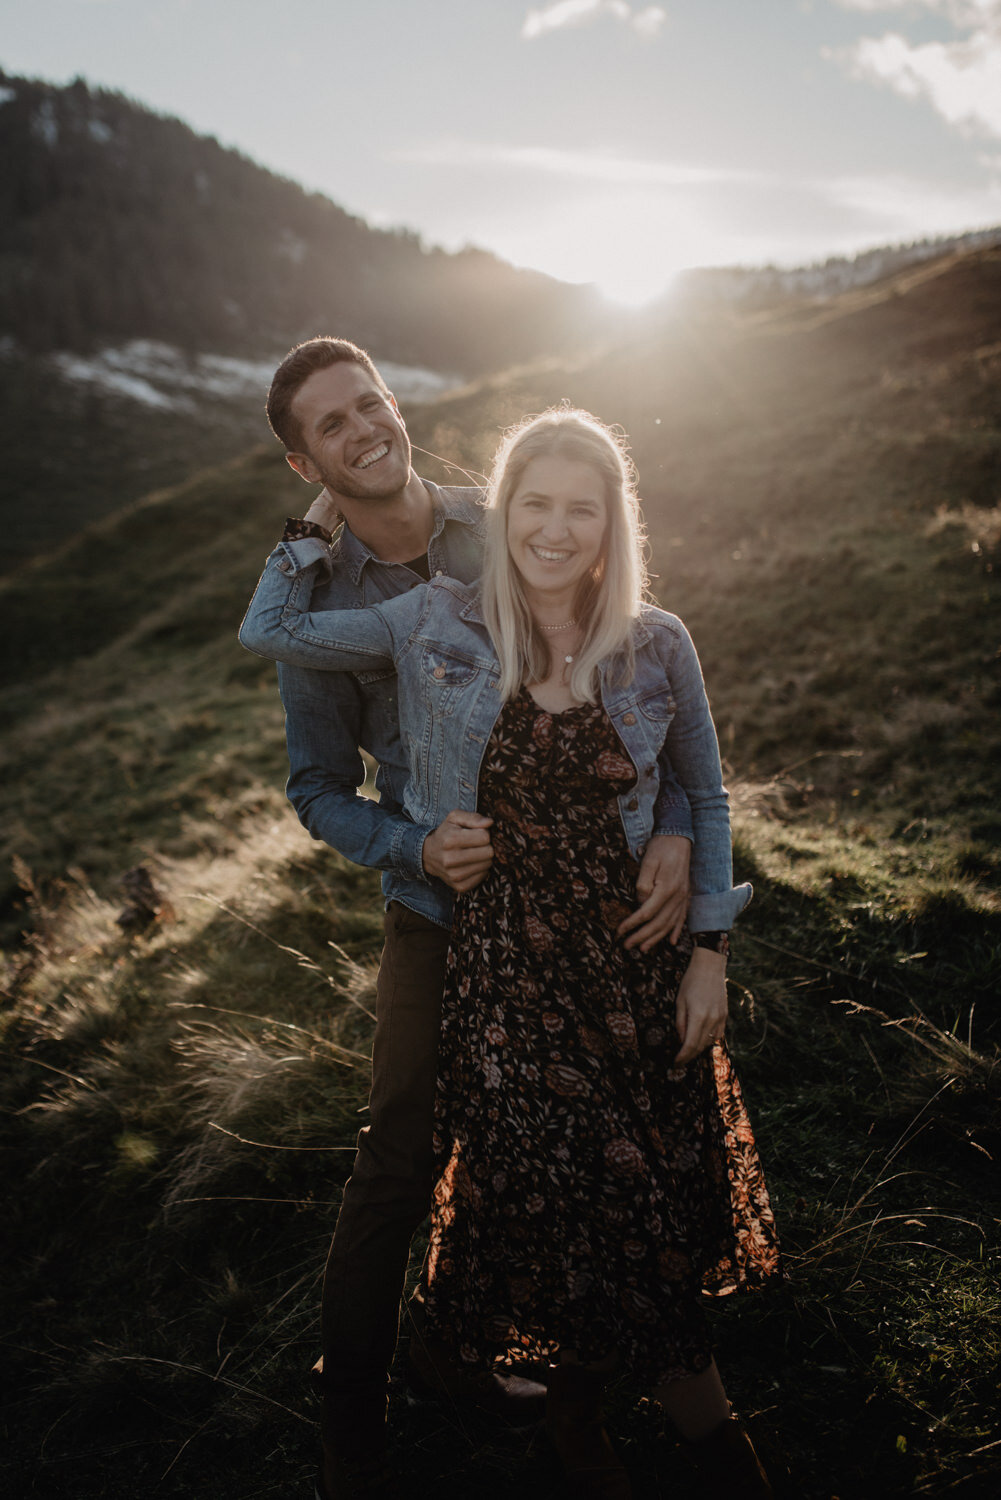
[433,666,446,679]
[646,764,657,776]
[627,796,639,811]
[622,712,637,726]
[636,843,646,858]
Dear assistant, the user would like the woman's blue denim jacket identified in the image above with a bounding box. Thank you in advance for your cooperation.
[240,547,751,931]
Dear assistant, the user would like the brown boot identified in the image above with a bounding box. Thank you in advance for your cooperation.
[546,1362,633,1499]
[311,1357,398,1499]
[408,1331,547,1427]
[686,1416,774,1499]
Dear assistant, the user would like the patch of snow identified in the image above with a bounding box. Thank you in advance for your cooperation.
[46,339,461,413]
[88,118,113,144]
[378,361,460,403]
[0,86,17,107]
[196,352,282,398]
[52,350,181,410]
[32,98,58,148]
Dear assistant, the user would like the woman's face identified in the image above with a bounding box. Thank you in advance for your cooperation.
[506,455,608,607]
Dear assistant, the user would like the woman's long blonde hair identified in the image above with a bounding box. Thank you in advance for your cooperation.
[481,407,648,702]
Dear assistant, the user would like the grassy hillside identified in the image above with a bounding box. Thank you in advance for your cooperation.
[1,246,999,1498]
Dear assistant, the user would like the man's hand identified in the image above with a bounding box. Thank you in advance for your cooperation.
[675,947,728,1064]
[304,488,343,533]
[617,834,691,952]
[422,810,494,893]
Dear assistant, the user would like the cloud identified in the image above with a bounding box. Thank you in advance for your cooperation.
[392,141,759,187]
[829,1,1001,137]
[521,2,667,42]
[834,2,997,21]
[820,166,1001,225]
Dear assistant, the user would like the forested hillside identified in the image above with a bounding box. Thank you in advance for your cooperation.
[0,71,606,373]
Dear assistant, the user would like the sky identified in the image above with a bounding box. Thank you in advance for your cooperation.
[2,0,1000,304]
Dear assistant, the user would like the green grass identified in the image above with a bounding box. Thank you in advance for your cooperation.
[2,807,997,1497]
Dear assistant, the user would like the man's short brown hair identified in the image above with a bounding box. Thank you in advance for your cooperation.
[266,338,389,451]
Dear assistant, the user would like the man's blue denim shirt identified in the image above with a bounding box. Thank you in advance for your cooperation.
[267,483,487,928]
[243,484,706,930]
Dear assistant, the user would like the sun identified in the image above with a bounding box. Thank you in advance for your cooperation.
[591,260,688,308]
[511,191,717,308]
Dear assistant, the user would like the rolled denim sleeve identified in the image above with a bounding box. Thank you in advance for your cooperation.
[651,753,694,842]
[659,618,752,930]
[239,543,399,669]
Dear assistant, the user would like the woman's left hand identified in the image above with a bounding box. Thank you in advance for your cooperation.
[618,834,691,951]
[674,947,727,1064]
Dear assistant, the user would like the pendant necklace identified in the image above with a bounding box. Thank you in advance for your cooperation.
[536,617,578,685]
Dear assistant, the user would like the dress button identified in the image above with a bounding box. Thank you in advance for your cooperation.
[622,712,636,726]
[433,666,446,679]
[627,797,639,811]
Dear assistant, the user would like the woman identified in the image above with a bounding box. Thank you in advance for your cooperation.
[240,409,780,1498]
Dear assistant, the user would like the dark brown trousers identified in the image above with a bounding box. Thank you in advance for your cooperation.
[319,901,451,1403]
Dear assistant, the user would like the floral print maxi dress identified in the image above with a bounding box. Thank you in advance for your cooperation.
[424,688,780,1386]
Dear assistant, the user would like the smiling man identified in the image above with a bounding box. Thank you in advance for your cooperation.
[249,337,694,1499]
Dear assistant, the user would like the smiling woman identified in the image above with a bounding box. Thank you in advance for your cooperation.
[506,455,608,610]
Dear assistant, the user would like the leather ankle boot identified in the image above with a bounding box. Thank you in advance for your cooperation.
[312,1358,397,1499]
[546,1362,633,1499]
[408,1331,547,1426]
[685,1416,774,1499]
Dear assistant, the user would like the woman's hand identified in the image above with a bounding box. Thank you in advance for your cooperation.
[618,835,691,951]
[675,946,727,1064]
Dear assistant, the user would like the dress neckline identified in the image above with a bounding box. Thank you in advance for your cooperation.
[518,683,596,719]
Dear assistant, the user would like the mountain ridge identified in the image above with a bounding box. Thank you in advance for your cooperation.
[0,69,607,373]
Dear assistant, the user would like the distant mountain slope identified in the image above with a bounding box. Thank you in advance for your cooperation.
[0,70,605,374]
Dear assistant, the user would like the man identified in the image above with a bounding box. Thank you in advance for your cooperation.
[250,338,693,1499]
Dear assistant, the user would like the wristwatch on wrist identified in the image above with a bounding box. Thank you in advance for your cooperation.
[283,516,333,544]
[692,930,730,957]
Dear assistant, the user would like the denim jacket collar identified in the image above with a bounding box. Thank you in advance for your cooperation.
[334,480,483,587]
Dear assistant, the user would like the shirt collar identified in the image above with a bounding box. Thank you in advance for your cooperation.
[334,479,483,586]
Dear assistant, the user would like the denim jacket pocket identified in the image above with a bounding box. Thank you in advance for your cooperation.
[420,647,480,717]
[635,687,677,722]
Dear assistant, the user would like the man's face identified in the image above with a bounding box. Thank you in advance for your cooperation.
[286,361,411,501]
